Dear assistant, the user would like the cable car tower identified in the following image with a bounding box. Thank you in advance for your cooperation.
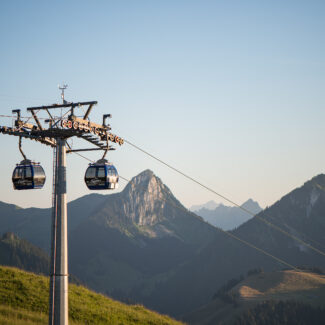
[0,87,123,325]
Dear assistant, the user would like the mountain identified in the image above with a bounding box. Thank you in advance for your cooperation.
[0,266,183,325]
[190,200,219,212]
[0,193,108,251]
[235,175,325,255]
[0,232,49,275]
[141,174,325,317]
[2,171,325,319]
[193,199,262,230]
[0,232,80,285]
[0,169,218,309]
[184,269,325,325]
[87,170,215,244]
[69,170,218,298]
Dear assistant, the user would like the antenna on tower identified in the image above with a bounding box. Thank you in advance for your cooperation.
[58,84,68,104]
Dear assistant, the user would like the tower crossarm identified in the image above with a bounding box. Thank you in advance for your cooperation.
[83,102,95,120]
[26,101,98,111]
[0,126,56,147]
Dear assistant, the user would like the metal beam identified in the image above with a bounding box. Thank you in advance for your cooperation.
[77,134,106,149]
[67,148,113,153]
[0,127,56,147]
[27,128,80,138]
[30,109,43,130]
[45,108,55,121]
[83,103,94,120]
[27,101,97,111]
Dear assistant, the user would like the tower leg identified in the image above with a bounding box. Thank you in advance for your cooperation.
[49,139,68,325]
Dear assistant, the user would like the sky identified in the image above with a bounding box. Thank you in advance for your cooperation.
[0,0,324,209]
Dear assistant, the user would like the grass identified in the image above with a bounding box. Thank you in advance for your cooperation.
[0,305,46,325]
[0,266,184,325]
[233,270,325,304]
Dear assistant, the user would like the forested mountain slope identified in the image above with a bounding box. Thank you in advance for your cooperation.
[0,232,49,275]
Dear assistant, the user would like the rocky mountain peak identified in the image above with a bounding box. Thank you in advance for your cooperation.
[91,169,185,235]
[123,169,167,201]
[118,170,176,227]
[241,199,262,215]
[86,169,216,243]
[130,169,154,184]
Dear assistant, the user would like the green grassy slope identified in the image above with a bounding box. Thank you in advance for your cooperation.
[0,266,184,325]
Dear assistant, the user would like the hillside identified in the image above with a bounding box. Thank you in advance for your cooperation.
[184,269,325,325]
[0,232,49,275]
[233,300,325,325]
[0,193,107,251]
[0,266,183,325]
[0,232,82,285]
[141,174,325,316]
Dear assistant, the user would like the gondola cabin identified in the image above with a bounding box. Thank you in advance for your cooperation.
[12,160,46,190]
[85,159,119,190]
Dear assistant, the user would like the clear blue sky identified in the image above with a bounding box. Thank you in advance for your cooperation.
[0,0,324,209]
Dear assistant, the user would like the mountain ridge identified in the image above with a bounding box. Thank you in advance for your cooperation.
[193,198,262,230]
[190,200,219,212]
